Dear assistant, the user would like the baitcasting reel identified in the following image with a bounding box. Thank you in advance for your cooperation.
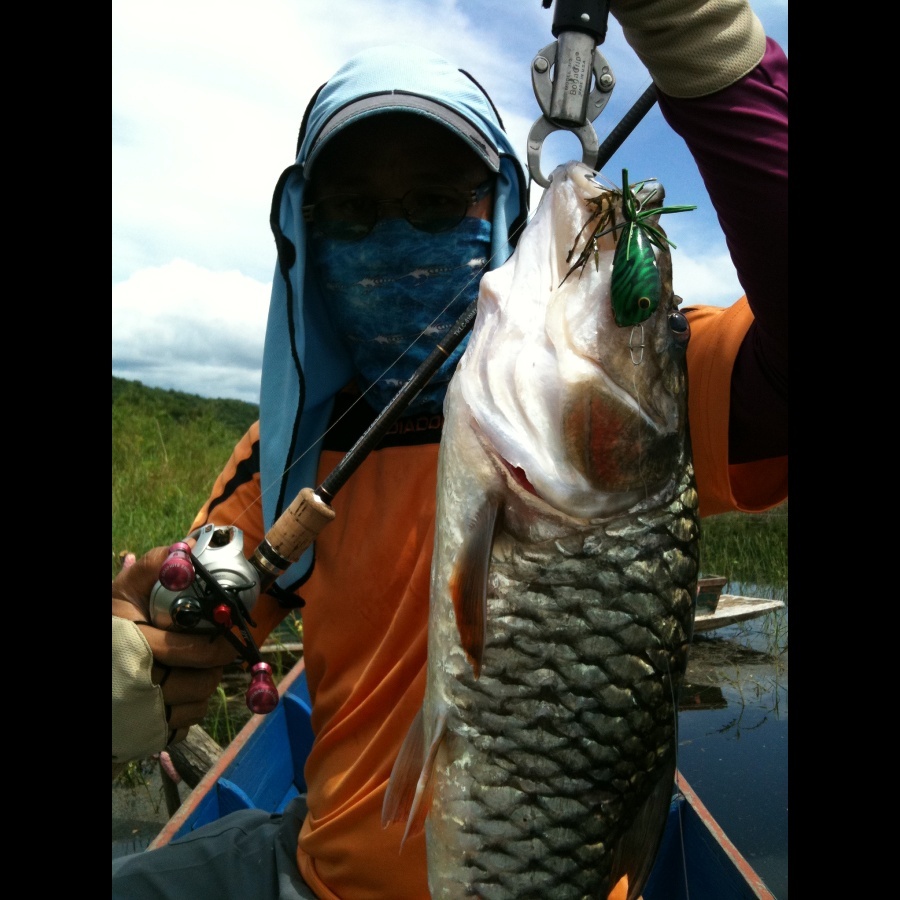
[150,524,259,632]
[149,523,279,714]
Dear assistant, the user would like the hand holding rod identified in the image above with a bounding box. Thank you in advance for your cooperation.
[156,537,280,713]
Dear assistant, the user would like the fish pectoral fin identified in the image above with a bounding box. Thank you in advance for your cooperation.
[610,757,677,900]
[448,495,501,679]
[381,706,449,850]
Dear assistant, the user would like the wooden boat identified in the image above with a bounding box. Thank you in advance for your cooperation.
[693,593,784,633]
[691,576,784,634]
[150,658,776,900]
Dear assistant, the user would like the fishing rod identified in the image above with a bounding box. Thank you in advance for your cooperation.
[148,309,479,714]
[244,79,658,604]
[150,21,660,714]
[248,304,477,596]
[593,85,657,168]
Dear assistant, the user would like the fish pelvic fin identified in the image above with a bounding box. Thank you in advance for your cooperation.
[448,495,502,679]
[381,706,449,851]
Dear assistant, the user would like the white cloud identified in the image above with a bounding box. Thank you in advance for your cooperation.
[112,260,268,404]
[671,250,744,307]
[112,0,786,401]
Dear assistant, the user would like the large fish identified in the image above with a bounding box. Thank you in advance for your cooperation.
[383,161,701,900]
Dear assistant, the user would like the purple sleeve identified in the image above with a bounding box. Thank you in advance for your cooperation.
[657,38,788,464]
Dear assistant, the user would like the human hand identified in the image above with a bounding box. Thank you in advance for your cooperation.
[608,0,766,98]
[112,545,238,769]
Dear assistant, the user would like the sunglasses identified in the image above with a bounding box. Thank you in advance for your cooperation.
[302,178,494,242]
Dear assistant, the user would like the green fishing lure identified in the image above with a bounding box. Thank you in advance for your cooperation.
[562,169,696,327]
[611,168,696,326]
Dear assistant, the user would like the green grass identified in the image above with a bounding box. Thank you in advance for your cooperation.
[112,376,788,751]
[112,377,260,572]
[699,503,789,597]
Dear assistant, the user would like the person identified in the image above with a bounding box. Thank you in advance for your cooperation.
[112,0,787,896]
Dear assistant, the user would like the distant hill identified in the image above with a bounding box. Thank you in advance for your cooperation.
[112,376,259,434]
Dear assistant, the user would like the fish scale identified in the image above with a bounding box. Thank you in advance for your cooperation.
[429,482,697,898]
[382,162,700,900]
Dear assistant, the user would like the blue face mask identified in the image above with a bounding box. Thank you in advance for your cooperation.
[311,216,492,415]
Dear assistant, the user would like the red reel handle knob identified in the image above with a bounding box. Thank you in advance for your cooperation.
[159,541,195,592]
[246,662,279,715]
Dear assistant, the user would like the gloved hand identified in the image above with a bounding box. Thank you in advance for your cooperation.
[608,0,767,98]
[112,615,168,768]
[112,545,237,773]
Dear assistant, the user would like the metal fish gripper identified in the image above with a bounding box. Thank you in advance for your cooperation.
[528,0,616,188]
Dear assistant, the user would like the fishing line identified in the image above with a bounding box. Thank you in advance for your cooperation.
[344,255,493,413]
[630,358,652,502]
[662,646,692,900]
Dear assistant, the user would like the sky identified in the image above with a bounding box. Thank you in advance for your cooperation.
[112,0,787,405]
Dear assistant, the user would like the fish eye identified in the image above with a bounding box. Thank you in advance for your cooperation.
[668,311,690,345]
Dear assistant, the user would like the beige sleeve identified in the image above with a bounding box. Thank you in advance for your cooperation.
[610,0,767,98]
[112,616,168,766]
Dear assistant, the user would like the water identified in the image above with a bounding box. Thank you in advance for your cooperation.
[676,584,788,899]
